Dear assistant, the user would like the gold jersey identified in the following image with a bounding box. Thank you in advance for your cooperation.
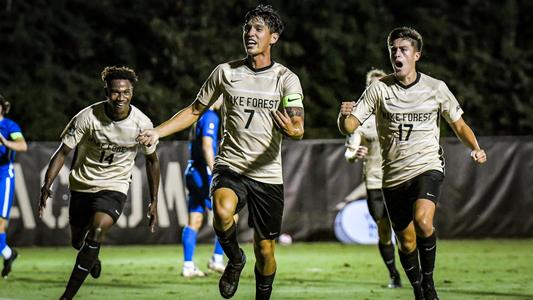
[195,59,303,184]
[61,101,156,194]
[352,73,463,188]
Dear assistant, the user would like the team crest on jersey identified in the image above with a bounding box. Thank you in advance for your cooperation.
[66,123,76,136]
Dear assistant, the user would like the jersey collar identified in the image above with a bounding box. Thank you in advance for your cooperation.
[244,58,275,72]
[394,72,421,89]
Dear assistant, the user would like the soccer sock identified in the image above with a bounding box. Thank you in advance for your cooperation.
[0,232,12,259]
[378,242,398,276]
[398,248,422,287]
[213,237,224,255]
[182,226,197,263]
[255,266,275,300]
[417,231,437,283]
[214,222,243,263]
[62,239,100,300]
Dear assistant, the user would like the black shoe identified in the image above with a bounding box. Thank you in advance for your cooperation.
[422,277,439,300]
[219,250,246,299]
[90,259,101,279]
[2,249,18,278]
[387,272,402,288]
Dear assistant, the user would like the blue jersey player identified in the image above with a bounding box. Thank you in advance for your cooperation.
[0,94,28,278]
[181,99,226,277]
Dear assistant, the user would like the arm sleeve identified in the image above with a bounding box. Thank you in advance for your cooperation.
[195,64,224,107]
[282,72,304,107]
[352,85,378,125]
[61,112,89,149]
[200,112,219,140]
[8,121,23,140]
[439,81,464,123]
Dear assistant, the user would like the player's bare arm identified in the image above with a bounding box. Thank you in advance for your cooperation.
[0,133,28,152]
[144,151,160,232]
[202,136,216,171]
[39,143,72,217]
[449,117,487,164]
[137,100,208,146]
[271,107,304,139]
[338,101,360,135]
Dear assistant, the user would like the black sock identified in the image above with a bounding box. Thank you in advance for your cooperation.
[398,248,422,287]
[417,232,437,284]
[214,222,243,263]
[255,266,275,300]
[378,242,399,277]
[62,239,100,299]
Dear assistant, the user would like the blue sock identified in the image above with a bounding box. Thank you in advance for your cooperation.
[213,237,224,255]
[0,232,6,252]
[182,226,197,262]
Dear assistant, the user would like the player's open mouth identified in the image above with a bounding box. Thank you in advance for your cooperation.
[246,40,257,47]
[395,61,403,69]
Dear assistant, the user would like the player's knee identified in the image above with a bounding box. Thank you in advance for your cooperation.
[413,215,433,234]
[88,226,106,242]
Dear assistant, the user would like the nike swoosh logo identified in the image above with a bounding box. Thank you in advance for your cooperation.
[77,265,89,272]
[426,193,435,197]
[385,97,392,100]
[287,98,299,102]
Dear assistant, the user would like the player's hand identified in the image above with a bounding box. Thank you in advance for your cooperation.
[355,146,368,159]
[38,185,52,218]
[271,109,298,137]
[137,129,159,147]
[147,201,158,233]
[339,101,356,117]
[470,149,487,164]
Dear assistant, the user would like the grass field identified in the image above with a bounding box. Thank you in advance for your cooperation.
[1,240,533,300]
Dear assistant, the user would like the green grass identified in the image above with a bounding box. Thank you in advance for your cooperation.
[1,240,533,299]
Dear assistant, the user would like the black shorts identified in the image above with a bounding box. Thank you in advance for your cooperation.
[211,166,284,240]
[69,190,127,227]
[366,189,386,222]
[382,170,444,232]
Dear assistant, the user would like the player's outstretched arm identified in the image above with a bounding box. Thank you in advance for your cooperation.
[271,107,304,140]
[39,143,72,218]
[0,133,28,152]
[137,100,207,146]
[145,151,160,233]
[338,101,360,135]
[449,117,487,164]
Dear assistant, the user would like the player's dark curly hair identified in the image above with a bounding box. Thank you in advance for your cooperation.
[387,27,423,52]
[0,94,11,115]
[244,4,284,35]
[101,66,138,87]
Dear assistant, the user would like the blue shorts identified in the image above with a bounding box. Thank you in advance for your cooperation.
[184,162,212,213]
[0,173,15,220]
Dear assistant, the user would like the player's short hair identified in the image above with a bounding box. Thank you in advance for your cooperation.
[244,4,284,35]
[101,66,138,87]
[365,69,387,87]
[0,94,11,115]
[387,27,423,52]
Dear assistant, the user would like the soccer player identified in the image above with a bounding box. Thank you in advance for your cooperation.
[38,66,160,300]
[338,27,487,300]
[344,69,401,289]
[0,94,28,278]
[137,5,304,299]
[181,98,226,277]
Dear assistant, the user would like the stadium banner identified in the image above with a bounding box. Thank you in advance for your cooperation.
[7,137,533,246]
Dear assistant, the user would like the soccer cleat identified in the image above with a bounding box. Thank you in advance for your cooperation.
[387,272,402,288]
[2,249,18,278]
[219,250,246,299]
[182,265,206,278]
[422,277,439,300]
[208,257,226,273]
[90,259,101,279]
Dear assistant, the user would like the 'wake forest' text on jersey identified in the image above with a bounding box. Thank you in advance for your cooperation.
[61,101,156,194]
[195,59,303,184]
[352,73,463,188]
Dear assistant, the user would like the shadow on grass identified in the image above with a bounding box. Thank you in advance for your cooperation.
[448,288,533,299]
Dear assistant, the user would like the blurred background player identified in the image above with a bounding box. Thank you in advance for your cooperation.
[344,69,401,289]
[0,94,28,278]
[181,97,226,277]
[39,66,160,300]
[137,5,304,299]
[338,27,487,300]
